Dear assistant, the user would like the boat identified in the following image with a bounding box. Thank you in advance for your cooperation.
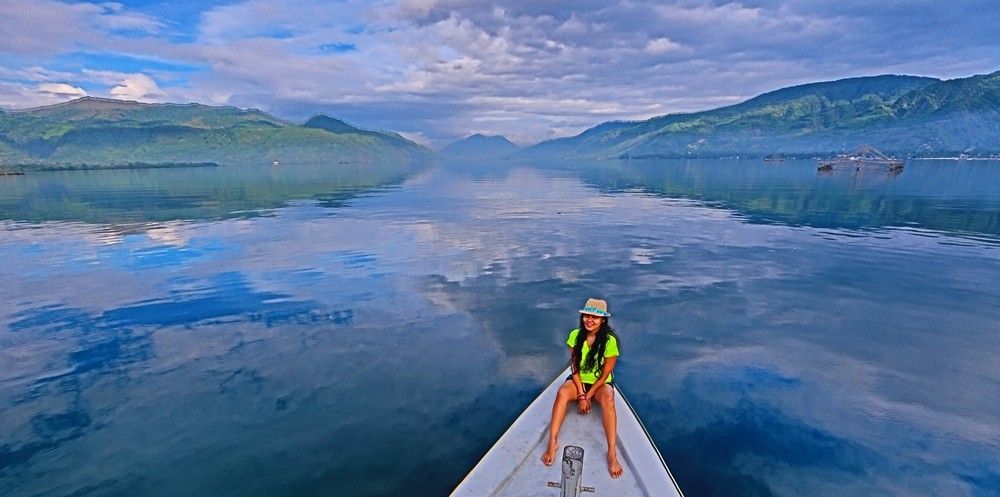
[451,368,684,497]
[818,145,903,171]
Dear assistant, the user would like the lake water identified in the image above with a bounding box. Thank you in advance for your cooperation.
[1,159,998,497]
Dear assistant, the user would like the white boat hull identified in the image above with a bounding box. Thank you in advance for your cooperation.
[451,368,684,497]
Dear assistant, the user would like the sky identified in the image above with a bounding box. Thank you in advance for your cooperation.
[1,0,998,148]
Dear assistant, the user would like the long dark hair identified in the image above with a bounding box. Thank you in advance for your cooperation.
[571,315,619,375]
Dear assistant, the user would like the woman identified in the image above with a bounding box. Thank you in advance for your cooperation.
[540,298,623,479]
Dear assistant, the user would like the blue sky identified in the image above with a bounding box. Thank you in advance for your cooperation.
[1,0,997,147]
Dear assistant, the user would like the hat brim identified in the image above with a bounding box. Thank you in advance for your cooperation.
[579,308,610,317]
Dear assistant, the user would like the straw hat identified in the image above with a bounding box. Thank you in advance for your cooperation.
[579,298,610,317]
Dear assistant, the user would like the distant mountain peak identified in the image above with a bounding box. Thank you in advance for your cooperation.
[13,96,149,113]
[303,114,360,133]
[74,96,141,104]
[10,97,278,118]
[441,133,519,159]
[452,133,516,145]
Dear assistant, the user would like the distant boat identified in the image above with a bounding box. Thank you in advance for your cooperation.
[450,368,684,497]
[272,159,280,166]
[763,154,786,162]
[818,145,903,171]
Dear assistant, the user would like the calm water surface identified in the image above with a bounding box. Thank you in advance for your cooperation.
[1,159,998,497]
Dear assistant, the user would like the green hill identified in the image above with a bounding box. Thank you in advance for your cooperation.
[0,97,431,168]
[519,71,1000,159]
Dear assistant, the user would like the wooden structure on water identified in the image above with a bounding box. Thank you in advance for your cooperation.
[0,167,25,176]
[818,145,903,172]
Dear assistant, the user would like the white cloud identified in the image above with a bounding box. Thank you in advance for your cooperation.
[0,0,161,55]
[81,68,135,85]
[0,65,78,83]
[98,10,163,33]
[466,95,625,116]
[0,81,84,108]
[1,1,997,145]
[0,0,100,54]
[395,130,431,147]
[38,83,87,98]
[645,37,683,54]
[110,74,166,101]
[387,0,442,20]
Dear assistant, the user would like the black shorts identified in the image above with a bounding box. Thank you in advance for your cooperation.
[566,375,615,391]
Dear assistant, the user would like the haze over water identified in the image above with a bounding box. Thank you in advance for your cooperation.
[1,159,997,497]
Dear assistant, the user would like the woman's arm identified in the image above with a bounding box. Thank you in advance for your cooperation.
[569,346,586,398]
[570,346,590,414]
[584,356,617,402]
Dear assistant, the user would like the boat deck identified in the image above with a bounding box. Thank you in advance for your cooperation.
[451,369,683,497]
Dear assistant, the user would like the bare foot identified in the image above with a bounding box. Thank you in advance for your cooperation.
[608,453,623,479]
[541,441,558,466]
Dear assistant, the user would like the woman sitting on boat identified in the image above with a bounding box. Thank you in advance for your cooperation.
[541,298,623,479]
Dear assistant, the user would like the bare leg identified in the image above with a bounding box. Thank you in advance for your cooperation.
[541,381,576,465]
[593,384,623,478]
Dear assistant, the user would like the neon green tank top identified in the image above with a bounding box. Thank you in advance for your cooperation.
[566,328,619,384]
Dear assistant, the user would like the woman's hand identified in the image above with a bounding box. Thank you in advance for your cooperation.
[577,396,591,414]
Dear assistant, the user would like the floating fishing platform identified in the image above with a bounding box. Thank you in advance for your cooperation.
[818,145,903,172]
[0,167,25,176]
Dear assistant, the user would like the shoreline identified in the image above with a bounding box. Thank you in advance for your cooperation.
[2,162,220,173]
[911,157,999,161]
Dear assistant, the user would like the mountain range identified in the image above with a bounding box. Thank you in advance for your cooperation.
[2,70,998,168]
[519,70,1000,159]
[0,97,430,168]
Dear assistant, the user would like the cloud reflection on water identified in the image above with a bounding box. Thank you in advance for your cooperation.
[1,161,997,497]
